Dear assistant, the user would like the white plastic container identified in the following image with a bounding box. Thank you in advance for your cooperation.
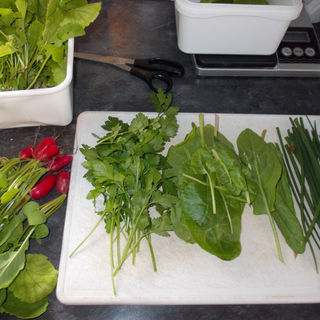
[0,39,74,129]
[174,0,303,55]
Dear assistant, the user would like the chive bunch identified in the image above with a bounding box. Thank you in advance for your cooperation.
[277,117,320,271]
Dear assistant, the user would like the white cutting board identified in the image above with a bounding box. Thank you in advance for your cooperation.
[56,111,320,305]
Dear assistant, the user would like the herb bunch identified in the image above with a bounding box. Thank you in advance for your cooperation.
[0,0,101,91]
[72,90,179,294]
[277,118,320,271]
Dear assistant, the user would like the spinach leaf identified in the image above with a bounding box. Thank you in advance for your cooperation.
[178,152,245,260]
[237,129,282,215]
[165,114,248,260]
[271,144,306,254]
[237,128,305,260]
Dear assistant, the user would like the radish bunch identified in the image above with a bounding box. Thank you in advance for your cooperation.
[19,137,72,199]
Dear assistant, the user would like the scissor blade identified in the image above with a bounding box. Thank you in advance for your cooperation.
[74,52,134,66]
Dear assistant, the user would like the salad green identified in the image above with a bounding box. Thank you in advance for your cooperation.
[237,129,305,261]
[164,115,251,260]
[0,0,101,91]
[0,155,67,318]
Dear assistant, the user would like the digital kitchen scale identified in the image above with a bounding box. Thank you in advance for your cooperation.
[193,9,320,77]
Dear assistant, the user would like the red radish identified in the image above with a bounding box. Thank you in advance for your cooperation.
[36,137,56,149]
[56,170,70,194]
[19,146,34,160]
[30,174,57,200]
[34,144,59,161]
[33,137,57,160]
[47,155,72,172]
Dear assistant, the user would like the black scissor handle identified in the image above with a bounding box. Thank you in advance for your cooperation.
[134,58,184,78]
[130,67,173,93]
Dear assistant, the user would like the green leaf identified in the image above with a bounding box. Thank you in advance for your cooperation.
[8,254,58,304]
[0,8,13,16]
[170,204,194,243]
[46,57,67,85]
[2,290,48,319]
[152,193,177,208]
[0,172,8,189]
[62,2,101,28]
[237,128,284,262]
[0,238,29,289]
[31,224,49,240]
[45,43,65,62]
[22,202,47,226]
[237,129,282,214]
[0,188,19,204]
[179,163,244,260]
[211,139,247,197]
[0,43,15,57]
[271,144,306,254]
[15,0,27,20]
[151,212,173,237]
[26,20,44,54]
[0,288,6,306]
[57,22,85,41]
[0,216,23,251]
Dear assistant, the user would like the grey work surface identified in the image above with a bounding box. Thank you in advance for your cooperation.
[1,0,320,319]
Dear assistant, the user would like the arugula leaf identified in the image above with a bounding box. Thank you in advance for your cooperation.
[0,237,29,289]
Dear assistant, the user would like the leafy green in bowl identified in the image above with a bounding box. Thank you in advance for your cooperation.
[0,0,101,91]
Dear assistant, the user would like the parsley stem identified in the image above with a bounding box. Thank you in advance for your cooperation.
[69,211,108,258]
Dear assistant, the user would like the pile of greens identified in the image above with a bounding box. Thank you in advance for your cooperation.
[0,0,101,91]
[0,157,66,319]
[201,0,268,4]
[164,114,251,260]
[165,115,305,262]
[71,90,179,294]
[73,92,308,295]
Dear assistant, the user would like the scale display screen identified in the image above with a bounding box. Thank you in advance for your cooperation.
[283,31,310,43]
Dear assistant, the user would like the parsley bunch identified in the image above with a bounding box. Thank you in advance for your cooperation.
[71,90,179,294]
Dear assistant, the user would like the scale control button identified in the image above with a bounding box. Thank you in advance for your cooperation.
[305,47,316,57]
[281,46,292,57]
[293,47,304,57]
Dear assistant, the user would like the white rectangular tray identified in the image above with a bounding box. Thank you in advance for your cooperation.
[56,111,320,305]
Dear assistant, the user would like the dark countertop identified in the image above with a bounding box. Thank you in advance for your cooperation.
[1,0,320,319]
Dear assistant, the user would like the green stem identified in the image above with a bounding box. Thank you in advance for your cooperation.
[182,173,209,186]
[204,167,216,214]
[27,55,50,90]
[146,234,157,272]
[69,211,108,258]
[254,153,284,263]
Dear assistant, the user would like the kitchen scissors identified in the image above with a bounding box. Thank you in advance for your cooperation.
[74,52,184,93]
